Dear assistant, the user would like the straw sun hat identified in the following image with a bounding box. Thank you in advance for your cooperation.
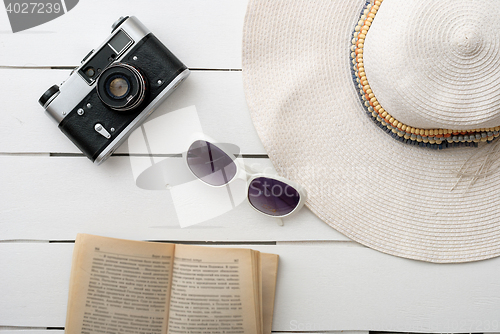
[242,0,500,263]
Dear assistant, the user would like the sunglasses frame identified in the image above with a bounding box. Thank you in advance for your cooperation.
[183,133,307,218]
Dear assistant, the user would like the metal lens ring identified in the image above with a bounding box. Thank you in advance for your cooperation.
[97,63,147,112]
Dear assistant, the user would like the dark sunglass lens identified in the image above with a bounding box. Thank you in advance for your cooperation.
[187,140,237,186]
[248,177,300,216]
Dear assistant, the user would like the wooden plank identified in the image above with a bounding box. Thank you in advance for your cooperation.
[0,69,266,154]
[3,242,500,332]
[0,243,73,327]
[0,0,246,68]
[0,155,346,241]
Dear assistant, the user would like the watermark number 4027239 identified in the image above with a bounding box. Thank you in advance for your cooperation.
[3,0,79,33]
[6,2,63,14]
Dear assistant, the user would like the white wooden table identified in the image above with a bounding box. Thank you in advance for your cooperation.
[2,1,500,333]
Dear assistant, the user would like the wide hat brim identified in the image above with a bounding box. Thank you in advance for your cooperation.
[242,0,500,263]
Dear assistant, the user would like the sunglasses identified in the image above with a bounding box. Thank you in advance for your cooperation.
[184,134,307,218]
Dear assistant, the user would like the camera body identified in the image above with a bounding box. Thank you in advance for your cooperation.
[39,16,190,164]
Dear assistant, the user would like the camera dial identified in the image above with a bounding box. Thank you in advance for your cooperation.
[111,16,129,33]
[38,85,60,107]
[97,63,147,112]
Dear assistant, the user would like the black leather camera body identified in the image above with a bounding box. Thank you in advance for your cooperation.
[39,16,190,164]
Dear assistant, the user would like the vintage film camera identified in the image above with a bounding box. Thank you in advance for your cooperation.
[39,16,190,164]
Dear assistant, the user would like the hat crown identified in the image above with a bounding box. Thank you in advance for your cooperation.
[452,26,481,57]
[363,0,500,130]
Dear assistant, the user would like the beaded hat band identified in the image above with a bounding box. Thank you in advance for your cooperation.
[243,0,500,263]
[351,0,500,149]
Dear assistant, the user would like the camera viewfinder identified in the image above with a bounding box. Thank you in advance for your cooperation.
[78,30,133,85]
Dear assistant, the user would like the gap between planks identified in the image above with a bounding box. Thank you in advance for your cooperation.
[0,66,242,71]
[0,153,269,158]
[0,240,360,247]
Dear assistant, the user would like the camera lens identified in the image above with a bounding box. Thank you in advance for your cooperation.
[97,63,147,112]
[107,76,130,99]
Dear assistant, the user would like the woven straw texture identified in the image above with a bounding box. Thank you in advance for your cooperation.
[242,0,500,263]
[364,0,500,130]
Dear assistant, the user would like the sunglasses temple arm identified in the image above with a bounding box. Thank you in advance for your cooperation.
[239,163,259,175]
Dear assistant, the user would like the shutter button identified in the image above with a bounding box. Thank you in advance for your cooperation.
[94,123,111,139]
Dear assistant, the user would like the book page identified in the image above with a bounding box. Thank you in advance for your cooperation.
[261,253,279,334]
[253,251,262,333]
[167,245,260,334]
[65,234,175,334]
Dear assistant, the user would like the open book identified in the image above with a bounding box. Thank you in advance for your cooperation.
[65,234,279,334]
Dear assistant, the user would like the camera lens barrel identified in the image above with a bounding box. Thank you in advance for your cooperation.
[38,85,60,107]
[97,63,147,112]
